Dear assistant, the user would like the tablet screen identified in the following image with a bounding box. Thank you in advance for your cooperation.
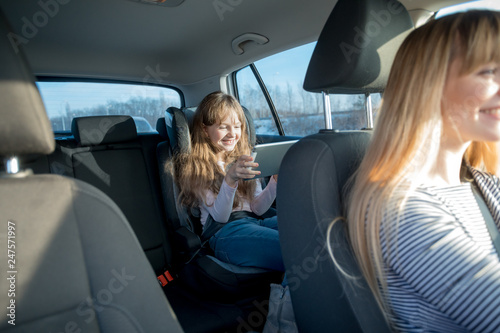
[251,140,297,178]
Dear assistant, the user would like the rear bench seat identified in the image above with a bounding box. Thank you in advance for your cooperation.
[49,116,170,270]
[24,115,263,333]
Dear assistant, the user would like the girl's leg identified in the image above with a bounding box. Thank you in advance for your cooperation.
[259,215,279,230]
[209,217,284,272]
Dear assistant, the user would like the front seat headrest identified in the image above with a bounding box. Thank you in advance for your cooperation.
[303,0,414,94]
[0,9,54,157]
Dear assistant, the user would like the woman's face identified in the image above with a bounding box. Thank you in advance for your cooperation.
[204,110,242,153]
[442,59,500,145]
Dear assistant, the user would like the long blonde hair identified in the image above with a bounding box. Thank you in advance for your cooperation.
[173,91,256,209]
[345,10,500,323]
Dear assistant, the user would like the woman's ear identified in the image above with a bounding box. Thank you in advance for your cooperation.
[202,124,208,137]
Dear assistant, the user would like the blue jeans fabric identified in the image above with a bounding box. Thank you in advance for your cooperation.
[208,216,285,272]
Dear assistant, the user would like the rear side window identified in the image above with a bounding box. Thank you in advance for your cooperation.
[36,81,182,133]
[236,42,382,136]
[237,66,280,135]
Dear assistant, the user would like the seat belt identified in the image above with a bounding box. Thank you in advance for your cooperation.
[181,209,277,265]
[471,184,500,256]
[157,270,175,287]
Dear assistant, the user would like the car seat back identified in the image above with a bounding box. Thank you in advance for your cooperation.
[277,0,414,331]
[278,130,390,332]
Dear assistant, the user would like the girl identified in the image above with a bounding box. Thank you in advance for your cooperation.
[344,10,500,332]
[173,92,297,332]
[173,91,283,272]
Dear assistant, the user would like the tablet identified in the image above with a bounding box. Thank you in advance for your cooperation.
[250,140,298,178]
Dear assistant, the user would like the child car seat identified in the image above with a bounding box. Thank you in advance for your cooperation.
[157,106,282,302]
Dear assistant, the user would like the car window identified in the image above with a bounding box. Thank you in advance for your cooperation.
[36,81,182,133]
[235,42,382,136]
[437,0,500,18]
[236,66,279,135]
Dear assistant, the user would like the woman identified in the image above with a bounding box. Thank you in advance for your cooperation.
[173,91,283,272]
[344,10,500,332]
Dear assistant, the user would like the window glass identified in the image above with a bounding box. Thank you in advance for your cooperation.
[252,43,321,136]
[236,42,381,136]
[330,93,382,130]
[236,67,279,135]
[36,81,182,133]
[437,0,500,18]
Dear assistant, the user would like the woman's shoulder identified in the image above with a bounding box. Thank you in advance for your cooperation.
[385,183,474,223]
[381,185,473,248]
[391,183,467,204]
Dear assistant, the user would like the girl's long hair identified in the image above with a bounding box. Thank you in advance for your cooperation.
[173,91,256,210]
[344,10,500,324]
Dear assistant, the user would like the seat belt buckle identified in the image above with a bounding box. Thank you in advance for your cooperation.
[157,270,174,287]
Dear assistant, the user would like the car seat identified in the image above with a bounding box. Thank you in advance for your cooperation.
[0,9,184,333]
[156,106,282,303]
[277,0,414,332]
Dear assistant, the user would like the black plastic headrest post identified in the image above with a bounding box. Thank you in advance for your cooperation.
[304,0,413,94]
[322,92,333,130]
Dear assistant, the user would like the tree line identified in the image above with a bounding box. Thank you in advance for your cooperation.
[49,83,372,133]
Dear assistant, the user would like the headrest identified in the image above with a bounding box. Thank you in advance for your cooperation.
[164,105,257,156]
[156,118,168,139]
[303,0,413,94]
[71,116,137,146]
[0,10,55,157]
[165,107,192,155]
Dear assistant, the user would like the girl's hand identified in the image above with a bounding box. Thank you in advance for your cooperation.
[272,174,278,182]
[225,155,260,187]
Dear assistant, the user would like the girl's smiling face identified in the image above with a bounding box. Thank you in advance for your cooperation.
[442,60,500,145]
[204,110,242,154]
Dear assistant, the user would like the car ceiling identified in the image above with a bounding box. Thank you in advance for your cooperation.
[1,0,469,89]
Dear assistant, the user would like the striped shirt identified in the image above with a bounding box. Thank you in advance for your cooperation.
[381,168,500,332]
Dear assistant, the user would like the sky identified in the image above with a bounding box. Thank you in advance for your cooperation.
[236,42,316,91]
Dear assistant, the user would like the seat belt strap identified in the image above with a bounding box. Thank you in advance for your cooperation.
[471,184,500,256]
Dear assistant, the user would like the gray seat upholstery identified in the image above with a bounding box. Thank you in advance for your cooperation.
[0,10,183,333]
[279,130,388,332]
[277,0,414,331]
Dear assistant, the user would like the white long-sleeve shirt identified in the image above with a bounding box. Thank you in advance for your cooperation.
[381,168,500,332]
[199,161,277,226]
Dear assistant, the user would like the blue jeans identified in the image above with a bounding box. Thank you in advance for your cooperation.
[208,216,285,272]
